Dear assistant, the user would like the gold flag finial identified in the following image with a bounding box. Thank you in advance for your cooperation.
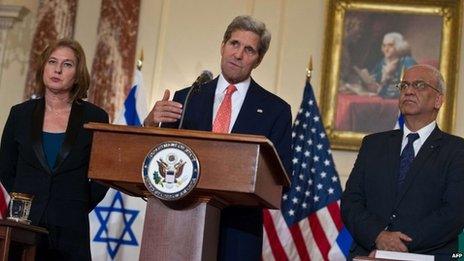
[136,49,144,70]
[306,55,313,82]
[399,64,406,81]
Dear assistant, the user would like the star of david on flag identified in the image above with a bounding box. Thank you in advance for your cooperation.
[262,79,352,260]
[93,191,139,258]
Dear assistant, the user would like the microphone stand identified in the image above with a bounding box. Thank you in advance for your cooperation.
[178,83,201,129]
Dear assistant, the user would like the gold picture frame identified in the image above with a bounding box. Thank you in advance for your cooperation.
[320,0,462,150]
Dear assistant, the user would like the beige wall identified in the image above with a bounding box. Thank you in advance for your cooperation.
[0,0,36,134]
[1,0,463,187]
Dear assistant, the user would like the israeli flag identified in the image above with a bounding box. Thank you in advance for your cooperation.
[113,69,148,126]
[90,69,148,260]
[394,113,404,130]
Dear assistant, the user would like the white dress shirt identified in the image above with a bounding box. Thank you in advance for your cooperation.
[212,74,250,133]
[401,121,436,156]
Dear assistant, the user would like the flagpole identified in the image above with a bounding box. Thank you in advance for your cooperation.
[306,55,313,83]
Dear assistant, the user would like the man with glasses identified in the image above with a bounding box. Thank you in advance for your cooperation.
[341,64,464,260]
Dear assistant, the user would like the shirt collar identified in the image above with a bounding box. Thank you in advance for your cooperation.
[403,121,436,143]
[217,74,251,94]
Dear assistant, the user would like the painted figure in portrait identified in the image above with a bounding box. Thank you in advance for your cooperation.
[335,12,442,133]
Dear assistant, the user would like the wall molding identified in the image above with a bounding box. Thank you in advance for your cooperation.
[0,5,28,30]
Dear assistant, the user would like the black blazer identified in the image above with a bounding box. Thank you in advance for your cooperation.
[341,127,464,260]
[165,77,293,260]
[0,98,109,259]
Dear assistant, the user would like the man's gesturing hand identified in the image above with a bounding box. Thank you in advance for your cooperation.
[143,89,183,127]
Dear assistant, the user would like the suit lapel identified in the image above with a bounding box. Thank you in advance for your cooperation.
[195,79,217,131]
[394,126,443,207]
[31,98,52,175]
[54,100,84,172]
[387,130,402,200]
[232,79,263,133]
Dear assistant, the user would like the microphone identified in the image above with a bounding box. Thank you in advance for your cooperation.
[191,70,214,93]
[178,70,213,129]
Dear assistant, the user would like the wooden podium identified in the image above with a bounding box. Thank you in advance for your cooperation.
[85,123,290,260]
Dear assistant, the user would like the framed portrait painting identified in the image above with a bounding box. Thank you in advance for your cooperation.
[320,0,462,150]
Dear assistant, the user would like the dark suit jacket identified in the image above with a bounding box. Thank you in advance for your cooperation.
[164,77,292,260]
[341,127,464,260]
[0,98,109,260]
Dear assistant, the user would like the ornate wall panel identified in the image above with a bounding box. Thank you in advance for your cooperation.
[23,0,77,99]
[88,0,140,121]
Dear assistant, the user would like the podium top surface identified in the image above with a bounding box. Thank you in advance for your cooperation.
[87,122,274,144]
[85,122,290,186]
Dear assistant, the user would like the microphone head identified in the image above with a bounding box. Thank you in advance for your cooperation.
[191,70,213,94]
[180,70,214,128]
[197,70,213,84]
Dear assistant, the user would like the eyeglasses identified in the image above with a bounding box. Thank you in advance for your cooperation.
[395,80,441,93]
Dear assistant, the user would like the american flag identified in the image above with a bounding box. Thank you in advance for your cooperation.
[0,182,10,219]
[262,80,352,260]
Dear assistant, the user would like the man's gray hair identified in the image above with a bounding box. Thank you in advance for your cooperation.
[409,64,446,94]
[429,65,446,94]
[223,15,271,61]
[383,32,411,56]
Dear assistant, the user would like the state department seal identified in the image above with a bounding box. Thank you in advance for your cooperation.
[142,141,200,201]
